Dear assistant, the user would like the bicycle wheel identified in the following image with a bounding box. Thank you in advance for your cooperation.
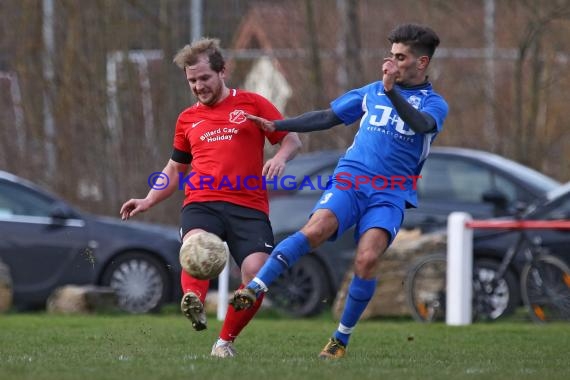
[472,259,520,320]
[521,254,570,323]
[405,253,447,322]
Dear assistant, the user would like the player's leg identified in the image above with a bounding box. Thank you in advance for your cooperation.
[211,204,272,358]
[180,271,209,331]
[320,203,403,359]
[319,228,388,359]
[213,253,267,358]
[180,203,225,331]
[230,209,338,310]
[232,185,356,310]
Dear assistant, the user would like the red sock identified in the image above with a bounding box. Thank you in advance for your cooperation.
[219,284,265,342]
[180,270,209,303]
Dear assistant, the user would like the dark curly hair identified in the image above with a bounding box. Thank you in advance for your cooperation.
[388,24,440,59]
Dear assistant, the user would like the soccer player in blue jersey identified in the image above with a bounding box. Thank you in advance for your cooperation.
[231,23,448,359]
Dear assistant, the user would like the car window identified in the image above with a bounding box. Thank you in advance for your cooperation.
[489,175,519,203]
[0,180,55,217]
[419,158,519,204]
[483,153,560,193]
[418,158,460,200]
[448,160,494,202]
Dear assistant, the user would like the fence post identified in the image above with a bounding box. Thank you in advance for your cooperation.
[446,212,473,325]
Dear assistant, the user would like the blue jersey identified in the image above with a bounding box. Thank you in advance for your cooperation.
[330,81,448,208]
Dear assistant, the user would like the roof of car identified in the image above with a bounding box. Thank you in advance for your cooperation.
[0,170,64,203]
[0,170,42,190]
[0,170,23,182]
[430,147,561,191]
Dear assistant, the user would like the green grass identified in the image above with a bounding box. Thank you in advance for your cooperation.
[1,310,569,380]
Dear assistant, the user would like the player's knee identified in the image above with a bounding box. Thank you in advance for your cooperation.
[301,212,337,246]
[241,252,269,283]
[354,249,380,272]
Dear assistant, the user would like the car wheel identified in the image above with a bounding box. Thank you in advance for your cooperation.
[268,255,331,317]
[101,252,171,314]
[473,258,520,320]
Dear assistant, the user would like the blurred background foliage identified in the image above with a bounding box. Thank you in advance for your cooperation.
[0,0,569,226]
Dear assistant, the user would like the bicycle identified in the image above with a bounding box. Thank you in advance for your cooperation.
[405,217,570,323]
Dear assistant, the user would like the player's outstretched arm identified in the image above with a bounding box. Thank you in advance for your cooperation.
[247,109,342,133]
[120,159,189,220]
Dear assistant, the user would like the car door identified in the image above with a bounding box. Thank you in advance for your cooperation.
[0,179,88,305]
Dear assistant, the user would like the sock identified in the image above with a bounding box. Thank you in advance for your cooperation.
[180,270,209,303]
[247,231,310,294]
[220,284,265,341]
[333,275,377,346]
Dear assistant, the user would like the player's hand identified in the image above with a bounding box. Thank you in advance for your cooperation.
[120,198,151,220]
[246,113,276,133]
[382,57,398,91]
[262,156,287,178]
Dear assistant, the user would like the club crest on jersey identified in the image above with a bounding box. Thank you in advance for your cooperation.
[229,109,247,124]
[407,95,421,109]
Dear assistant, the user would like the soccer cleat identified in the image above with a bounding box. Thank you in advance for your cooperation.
[211,341,237,358]
[318,338,346,359]
[181,292,207,331]
[229,287,257,311]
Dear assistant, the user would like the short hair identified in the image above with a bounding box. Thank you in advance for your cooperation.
[173,38,226,72]
[388,24,440,59]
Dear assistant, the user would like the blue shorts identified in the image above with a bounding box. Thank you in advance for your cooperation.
[312,176,405,244]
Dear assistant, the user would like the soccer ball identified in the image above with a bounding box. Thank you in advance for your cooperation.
[179,232,228,280]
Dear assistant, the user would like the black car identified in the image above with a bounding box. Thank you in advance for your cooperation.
[267,147,561,317]
[471,181,570,317]
[0,171,182,313]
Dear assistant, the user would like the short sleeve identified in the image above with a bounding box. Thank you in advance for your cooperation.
[422,94,449,132]
[330,83,374,125]
[173,114,191,153]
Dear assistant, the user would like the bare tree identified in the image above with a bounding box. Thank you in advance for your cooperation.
[304,0,325,110]
[336,0,364,91]
[512,0,570,169]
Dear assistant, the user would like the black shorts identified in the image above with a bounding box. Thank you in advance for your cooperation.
[180,201,274,267]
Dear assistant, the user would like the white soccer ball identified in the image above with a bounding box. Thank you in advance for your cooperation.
[179,232,228,280]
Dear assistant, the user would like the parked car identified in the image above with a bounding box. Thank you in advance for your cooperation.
[267,147,561,317]
[0,170,183,313]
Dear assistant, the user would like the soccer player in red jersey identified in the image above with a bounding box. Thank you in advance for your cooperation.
[120,38,301,358]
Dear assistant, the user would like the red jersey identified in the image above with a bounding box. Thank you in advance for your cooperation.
[173,89,288,215]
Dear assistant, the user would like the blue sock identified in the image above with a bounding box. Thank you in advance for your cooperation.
[247,231,310,294]
[333,275,377,346]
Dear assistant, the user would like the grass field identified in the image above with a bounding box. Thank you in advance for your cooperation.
[1,309,569,380]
